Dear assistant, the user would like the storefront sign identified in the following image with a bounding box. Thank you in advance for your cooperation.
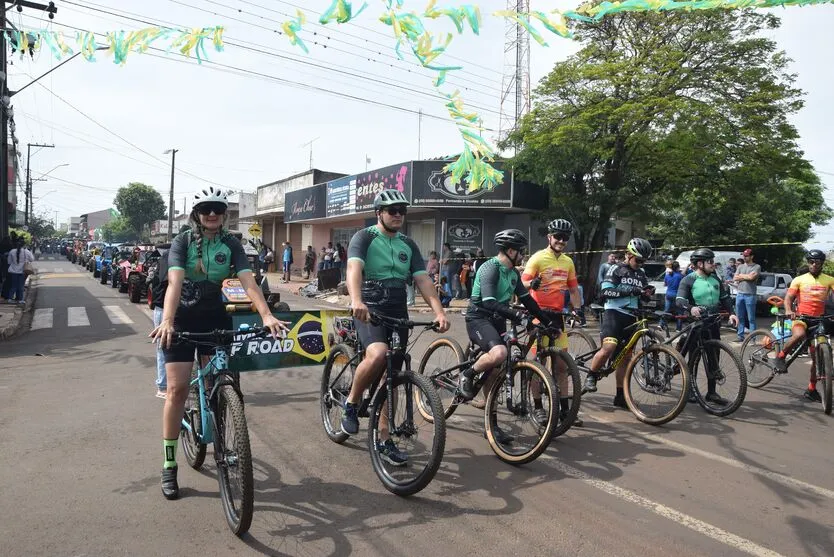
[229,310,350,372]
[326,175,356,217]
[354,163,412,212]
[446,218,483,252]
[411,161,511,207]
[285,183,327,222]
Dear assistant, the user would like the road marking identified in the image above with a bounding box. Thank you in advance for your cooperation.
[102,305,133,324]
[31,308,53,330]
[68,307,90,327]
[540,455,786,557]
[593,414,834,501]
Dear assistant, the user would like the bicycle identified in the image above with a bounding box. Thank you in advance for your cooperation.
[572,306,690,425]
[177,324,270,536]
[319,311,446,496]
[740,303,834,415]
[654,310,747,417]
[417,312,559,465]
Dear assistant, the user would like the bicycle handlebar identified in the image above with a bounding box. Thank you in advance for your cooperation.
[174,326,271,343]
[367,310,439,331]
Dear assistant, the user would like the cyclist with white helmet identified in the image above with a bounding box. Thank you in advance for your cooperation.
[150,186,288,500]
[583,237,655,408]
[342,189,450,466]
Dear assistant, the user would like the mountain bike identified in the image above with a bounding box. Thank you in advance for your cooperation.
[319,312,446,496]
[740,307,834,415]
[655,310,747,417]
[178,325,269,536]
[417,313,558,465]
[573,307,690,425]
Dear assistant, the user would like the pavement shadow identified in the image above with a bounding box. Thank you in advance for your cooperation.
[245,389,320,408]
[787,514,834,557]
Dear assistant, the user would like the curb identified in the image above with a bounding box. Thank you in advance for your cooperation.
[0,274,39,341]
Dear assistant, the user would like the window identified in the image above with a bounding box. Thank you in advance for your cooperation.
[758,275,775,288]
[331,227,362,249]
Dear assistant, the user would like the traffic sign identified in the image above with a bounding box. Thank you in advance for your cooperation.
[248,223,262,238]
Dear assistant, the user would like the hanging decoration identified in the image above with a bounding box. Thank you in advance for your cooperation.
[8,26,225,65]
[282,10,309,53]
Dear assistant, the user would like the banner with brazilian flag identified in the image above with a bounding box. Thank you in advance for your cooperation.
[229,310,350,372]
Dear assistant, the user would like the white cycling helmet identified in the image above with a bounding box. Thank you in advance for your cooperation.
[193,186,229,208]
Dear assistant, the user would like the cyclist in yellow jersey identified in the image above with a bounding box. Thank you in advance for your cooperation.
[522,218,584,427]
[775,250,834,402]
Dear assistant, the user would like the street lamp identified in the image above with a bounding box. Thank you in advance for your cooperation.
[36,163,70,179]
[164,148,178,241]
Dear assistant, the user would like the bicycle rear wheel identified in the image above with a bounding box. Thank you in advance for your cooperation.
[180,378,206,470]
[484,360,556,465]
[545,349,581,437]
[367,372,446,496]
[624,344,689,426]
[215,385,254,536]
[740,329,778,388]
[567,329,597,359]
[689,339,747,417]
[320,343,355,444]
[818,343,833,415]
[416,337,465,421]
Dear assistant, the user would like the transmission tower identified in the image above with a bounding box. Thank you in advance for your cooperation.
[498,0,531,148]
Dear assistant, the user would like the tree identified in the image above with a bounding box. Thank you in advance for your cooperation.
[28,212,56,239]
[100,215,137,243]
[504,10,828,288]
[114,182,166,238]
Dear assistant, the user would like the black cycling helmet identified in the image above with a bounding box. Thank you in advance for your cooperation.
[806,249,826,262]
[690,248,715,263]
[373,189,409,210]
[494,229,528,251]
[626,237,653,260]
[547,219,572,235]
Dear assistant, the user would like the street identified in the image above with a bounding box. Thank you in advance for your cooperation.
[1,257,833,557]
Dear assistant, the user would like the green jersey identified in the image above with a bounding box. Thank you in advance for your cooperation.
[470,257,528,306]
[168,229,251,284]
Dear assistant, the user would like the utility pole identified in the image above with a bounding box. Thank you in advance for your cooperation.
[418,109,422,160]
[164,148,177,241]
[301,137,318,170]
[25,142,54,226]
[0,1,58,235]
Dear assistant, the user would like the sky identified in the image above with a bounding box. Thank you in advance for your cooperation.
[7,0,834,248]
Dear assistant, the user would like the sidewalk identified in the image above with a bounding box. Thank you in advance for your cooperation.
[263,271,470,313]
[0,275,39,340]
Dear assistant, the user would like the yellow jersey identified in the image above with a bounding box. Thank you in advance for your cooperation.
[521,248,578,311]
[787,272,834,317]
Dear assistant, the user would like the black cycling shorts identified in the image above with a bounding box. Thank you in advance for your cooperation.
[466,314,507,353]
[163,305,232,364]
[354,304,409,349]
[600,309,637,346]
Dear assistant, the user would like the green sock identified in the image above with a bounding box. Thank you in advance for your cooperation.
[163,439,178,469]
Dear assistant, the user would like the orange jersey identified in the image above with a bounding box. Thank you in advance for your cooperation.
[521,248,578,310]
[787,272,834,317]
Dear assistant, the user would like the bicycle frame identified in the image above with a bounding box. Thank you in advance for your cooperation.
[181,348,241,446]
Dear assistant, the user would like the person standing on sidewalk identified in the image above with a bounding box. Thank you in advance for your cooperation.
[733,248,760,342]
[6,238,34,304]
[149,245,171,399]
[304,245,317,279]
[282,241,293,283]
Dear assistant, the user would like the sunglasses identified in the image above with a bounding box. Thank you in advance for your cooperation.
[384,205,408,216]
[634,257,645,264]
[551,233,570,242]
[197,202,227,215]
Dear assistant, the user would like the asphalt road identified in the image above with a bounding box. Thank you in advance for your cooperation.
[1,256,833,557]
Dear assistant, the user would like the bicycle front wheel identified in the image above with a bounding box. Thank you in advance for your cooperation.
[367,372,446,496]
[689,339,747,417]
[484,360,557,465]
[740,329,778,388]
[818,343,833,415]
[545,349,581,437]
[320,343,355,444]
[624,344,689,426]
[215,385,254,536]
[416,336,465,421]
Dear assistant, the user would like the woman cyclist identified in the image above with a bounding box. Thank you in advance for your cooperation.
[150,187,287,500]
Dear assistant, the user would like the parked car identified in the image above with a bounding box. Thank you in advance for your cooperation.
[729,272,792,315]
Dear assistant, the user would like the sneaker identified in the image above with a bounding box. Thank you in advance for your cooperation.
[583,374,598,393]
[733,337,745,344]
[161,466,179,500]
[484,426,515,445]
[341,402,359,435]
[560,410,583,427]
[773,357,788,374]
[156,389,167,400]
[688,390,698,403]
[804,388,822,403]
[532,407,548,426]
[377,439,408,466]
[459,369,478,400]
[612,392,628,409]
[705,392,729,406]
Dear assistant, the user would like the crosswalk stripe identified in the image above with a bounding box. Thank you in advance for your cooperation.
[102,305,133,324]
[54,268,63,273]
[31,308,54,330]
[67,307,90,327]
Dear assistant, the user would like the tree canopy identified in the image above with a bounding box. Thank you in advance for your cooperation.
[504,10,829,280]
[113,182,166,238]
